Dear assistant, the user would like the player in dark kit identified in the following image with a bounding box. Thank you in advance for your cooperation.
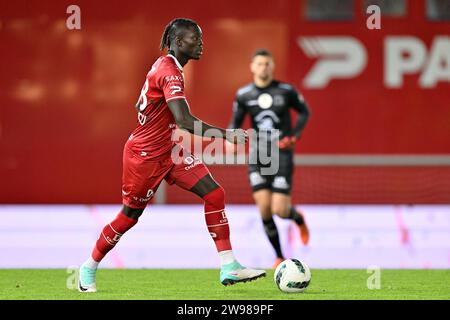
[229,49,311,268]
[78,18,265,292]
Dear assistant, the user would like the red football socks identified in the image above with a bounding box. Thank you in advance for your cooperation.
[91,211,138,262]
[90,187,232,262]
[203,186,232,252]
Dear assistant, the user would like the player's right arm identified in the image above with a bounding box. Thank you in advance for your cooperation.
[226,95,247,152]
[228,96,247,129]
[168,99,248,145]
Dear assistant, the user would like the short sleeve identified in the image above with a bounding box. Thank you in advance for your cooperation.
[159,68,186,103]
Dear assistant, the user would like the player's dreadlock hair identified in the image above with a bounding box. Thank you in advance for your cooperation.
[160,18,199,51]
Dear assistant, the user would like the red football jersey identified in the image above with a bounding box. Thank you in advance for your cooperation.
[126,54,186,159]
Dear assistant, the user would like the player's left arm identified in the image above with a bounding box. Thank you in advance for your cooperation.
[168,98,248,145]
[279,89,311,150]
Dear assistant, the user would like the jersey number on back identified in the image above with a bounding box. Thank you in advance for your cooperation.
[136,78,149,125]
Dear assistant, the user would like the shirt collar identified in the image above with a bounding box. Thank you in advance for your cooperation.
[167,54,183,71]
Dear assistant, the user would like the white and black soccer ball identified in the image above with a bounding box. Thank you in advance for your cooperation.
[274,259,311,293]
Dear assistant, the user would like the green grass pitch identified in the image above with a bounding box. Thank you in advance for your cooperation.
[0,269,448,300]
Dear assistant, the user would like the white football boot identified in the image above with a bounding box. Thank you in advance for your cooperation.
[220,261,266,286]
[78,263,97,293]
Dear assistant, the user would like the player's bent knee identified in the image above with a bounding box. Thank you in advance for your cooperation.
[203,185,225,211]
[273,207,290,218]
[122,205,144,220]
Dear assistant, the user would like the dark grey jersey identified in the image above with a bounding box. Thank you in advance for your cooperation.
[229,80,310,139]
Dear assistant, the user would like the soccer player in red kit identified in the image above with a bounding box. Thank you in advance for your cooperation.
[78,18,266,292]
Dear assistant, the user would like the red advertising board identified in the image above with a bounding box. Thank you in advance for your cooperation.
[0,0,449,203]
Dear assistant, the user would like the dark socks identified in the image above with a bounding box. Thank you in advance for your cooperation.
[287,207,304,225]
[262,217,284,259]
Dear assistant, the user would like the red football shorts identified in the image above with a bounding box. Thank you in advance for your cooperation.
[121,144,210,209]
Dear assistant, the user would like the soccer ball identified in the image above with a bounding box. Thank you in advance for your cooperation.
[274,259,311,293]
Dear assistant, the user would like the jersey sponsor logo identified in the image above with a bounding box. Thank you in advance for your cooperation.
[257,93,273,109]
[254,110,280,123]
[254,110,280,130]
[165,75,184,82]
[272,176,290,189]
[170,85,182,95]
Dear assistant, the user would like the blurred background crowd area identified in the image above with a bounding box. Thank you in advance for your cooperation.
[1,0,449,205]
